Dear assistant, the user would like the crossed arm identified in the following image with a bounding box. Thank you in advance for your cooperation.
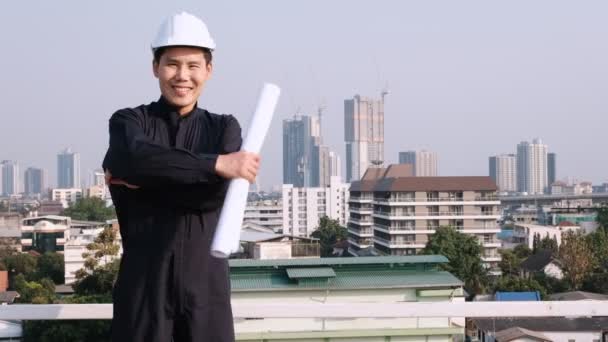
[102,109,259,210]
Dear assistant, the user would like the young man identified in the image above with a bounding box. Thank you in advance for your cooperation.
[102,12,258,342]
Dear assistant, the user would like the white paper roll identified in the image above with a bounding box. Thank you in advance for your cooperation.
[211,83,281,258]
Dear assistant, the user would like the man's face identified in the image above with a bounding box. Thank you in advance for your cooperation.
[153,46,212,115]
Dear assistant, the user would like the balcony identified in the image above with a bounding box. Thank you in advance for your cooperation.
[349,207,373,214]
[2,302,604,341]
[348,196,373,204]
[348,217,373,225]
[373,236,426,249]
[347,227,374,237]
[347,237,373,248]
[373,197,500,206]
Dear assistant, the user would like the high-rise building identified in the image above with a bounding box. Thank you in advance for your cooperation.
[1,160,20,196]
[329,151,341,180]
[24,167,46,196]
[517,139,548,195]
[344,94,386,182]
[57,148,81,189]
[282,176,349,237]
[398,150,438,176]
[547,153,557,188]
[283,115,320,187]
[489,154,517,193]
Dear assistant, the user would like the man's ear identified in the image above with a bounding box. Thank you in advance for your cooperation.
[152,61,160,78]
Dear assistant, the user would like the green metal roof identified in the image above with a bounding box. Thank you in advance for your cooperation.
[286,267,336,279]
[229,255,448,268]
[231,270,463,291]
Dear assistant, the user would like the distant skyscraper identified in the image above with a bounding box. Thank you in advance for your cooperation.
[329,151,341,180]
[547,153,557,187]
[344,93,386,182]
[24,167,45,196]
[1,160,19,196]
[283,115,321,187]
[57,148,81,188]
[398,150,438,176]
[517,139,548,195]
[489,154,517,193]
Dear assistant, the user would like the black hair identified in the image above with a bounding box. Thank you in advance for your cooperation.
[153,46,213,65]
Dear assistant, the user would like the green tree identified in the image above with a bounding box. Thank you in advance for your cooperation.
[22,227,120,341]
[72,226,121,297]
[5,253,38,281]
[513,244,532,259]
[597,205,608,231]
[533,273,570,294]
[498,249,523,277]
[311,216,348,257]
[532,233,540,253]
[538,234,558,254]
[421,226,488,295]
[494,275,547,299]
[559,231,594,290]
[36,252,65,285]
[13,274,56,304]
[62,197,115,222]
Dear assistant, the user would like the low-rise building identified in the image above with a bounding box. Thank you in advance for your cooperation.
[349,166,502,272]
[21,215,71,253]
[471,317,608,342]
[244,200,283,233]
[237,223,320,259]
[51,188,82,208]
[511,223,579,249]
[230,255,465,341]
[64,220,111,284]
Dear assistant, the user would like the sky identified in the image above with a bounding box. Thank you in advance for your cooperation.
[1,0,607,190]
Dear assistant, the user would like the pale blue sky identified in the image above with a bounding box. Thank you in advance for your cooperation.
[1,1,607,190]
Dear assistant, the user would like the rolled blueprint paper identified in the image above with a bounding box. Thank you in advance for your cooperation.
[211,83,281,258]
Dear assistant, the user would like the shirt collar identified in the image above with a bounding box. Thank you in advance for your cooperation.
[157,96,199,120]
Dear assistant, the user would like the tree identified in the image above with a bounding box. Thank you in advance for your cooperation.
[538,234,558,254]
[513,244,532,259]
[72,226,120,297]
[421,226,488,295]
[62,197,115,222]
[532,233,540,253]
[498,249,523,277]
[494,275,547,299]
[311,216,347,257]
[597,205,608,231]
[5,253,38,281]
[13,274,56,304]
[22,227,120,341]
[36,252,65,285]
[559,231,594,290]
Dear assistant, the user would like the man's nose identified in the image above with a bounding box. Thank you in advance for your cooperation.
[175,65,189,81]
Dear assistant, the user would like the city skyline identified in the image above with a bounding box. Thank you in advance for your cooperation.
[1,1,607,190]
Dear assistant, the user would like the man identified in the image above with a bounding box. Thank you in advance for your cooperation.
[102,12,259,342]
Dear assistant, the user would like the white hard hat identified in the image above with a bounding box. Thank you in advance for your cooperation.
[151,12,216,51]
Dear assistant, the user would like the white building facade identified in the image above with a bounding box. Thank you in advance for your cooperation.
[282,176,349,237]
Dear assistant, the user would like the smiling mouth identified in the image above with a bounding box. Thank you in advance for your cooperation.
[172,86,192,95]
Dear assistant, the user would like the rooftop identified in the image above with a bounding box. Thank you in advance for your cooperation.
[229,255,461,291]
[474,316,608,332]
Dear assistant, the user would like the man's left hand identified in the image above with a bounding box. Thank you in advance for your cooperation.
[105,169,140,189]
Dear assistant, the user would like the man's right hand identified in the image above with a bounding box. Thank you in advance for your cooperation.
[215,151,260,183]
